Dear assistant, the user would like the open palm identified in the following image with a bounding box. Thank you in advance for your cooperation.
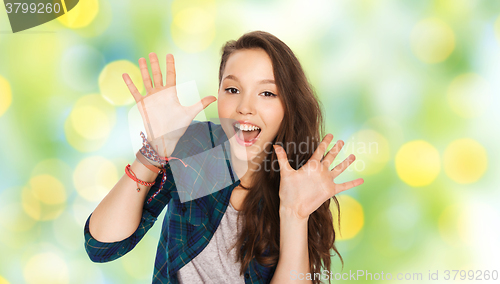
[123,53,217,157]
[274,134,364,220]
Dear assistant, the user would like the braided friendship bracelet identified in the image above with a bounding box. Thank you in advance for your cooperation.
[138,131,188,204]
[125,164,156,192]
[139,132,188,167]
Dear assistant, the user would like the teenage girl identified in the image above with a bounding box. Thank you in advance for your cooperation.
[84,30,364,284]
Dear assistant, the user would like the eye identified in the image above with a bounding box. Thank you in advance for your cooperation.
[261,91,277,97]
[225,87,239,94]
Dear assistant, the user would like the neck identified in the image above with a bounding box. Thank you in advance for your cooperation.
[229,147,265,189]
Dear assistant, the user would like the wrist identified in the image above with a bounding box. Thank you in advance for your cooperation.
[142,153,163,167]
[279,205,309,222]
[136,151,164,174]
[148,137,176,158]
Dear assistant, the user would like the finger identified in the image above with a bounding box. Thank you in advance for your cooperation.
[273,145,293,174]
[122,73,142,102]
[165,54,176,88]
[331,154,356,178]
[187,96,217,117]
[139,57,153,92]
[333,178,364,195]
[311,134,334,162]
[149,52,163,88]
[200,96,217,109]
[322,140,344,168]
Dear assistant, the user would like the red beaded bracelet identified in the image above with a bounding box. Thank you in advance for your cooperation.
[125,164,156,191]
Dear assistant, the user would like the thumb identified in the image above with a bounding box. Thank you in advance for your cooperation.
[187,96,217,117]
[273,145,292,174]
[200,96,217,109]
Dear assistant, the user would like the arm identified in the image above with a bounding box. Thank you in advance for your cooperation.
[88,158,159,242]
[270,136,365,283]
[270,207,311,283]
[84,160,174,263]
[84,52,217,262]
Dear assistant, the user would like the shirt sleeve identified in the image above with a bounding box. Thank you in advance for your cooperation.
[84,163,175,263]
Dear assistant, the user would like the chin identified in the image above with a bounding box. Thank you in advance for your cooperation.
[228,138,252,161]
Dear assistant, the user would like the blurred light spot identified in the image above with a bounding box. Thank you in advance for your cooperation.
[0,202,36,233]
[395,140,441,187]
[347,129,390,175]
[331,195,364,240]
[0,275,10,284]
[22,186,42,221]
[57,0,99,28]
[411,18,455,63]
[171,6,216,53]
[71,105,111,139]
[0,188,41,248]
[73,156,118,202]
[444,138,487,184]
[60,45,105,93]
[24,252,69,284]
[99,60,142,106]
[438,204,472,247]
[447,73,491,118]
[65,94,116,152]
[31,159,73,190]
[0,75,12,117]
[29,175,66,205]
[22,186,65,221]
[435,0,478,20]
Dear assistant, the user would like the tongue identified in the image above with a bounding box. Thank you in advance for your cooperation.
[239,130,260,142]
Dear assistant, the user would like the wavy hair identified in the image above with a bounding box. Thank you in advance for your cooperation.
[218,30,343,284]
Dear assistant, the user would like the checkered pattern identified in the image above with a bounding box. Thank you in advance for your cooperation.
[84,121,277,284]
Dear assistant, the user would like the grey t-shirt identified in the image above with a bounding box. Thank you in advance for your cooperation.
[177,201,245,284]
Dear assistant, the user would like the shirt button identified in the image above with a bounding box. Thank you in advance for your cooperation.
[244,273,250,279]
[181,206,187,213]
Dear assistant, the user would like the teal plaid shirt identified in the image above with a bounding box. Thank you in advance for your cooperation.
[84,121,277,283]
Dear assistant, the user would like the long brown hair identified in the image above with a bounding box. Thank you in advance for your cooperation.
[218,30,343,283]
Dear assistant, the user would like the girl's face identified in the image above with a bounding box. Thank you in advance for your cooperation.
[218,48,285,163]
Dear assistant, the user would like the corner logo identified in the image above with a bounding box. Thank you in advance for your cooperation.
[4,0,79,33]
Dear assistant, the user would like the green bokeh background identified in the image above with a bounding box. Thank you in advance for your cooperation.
[1,0,499,283]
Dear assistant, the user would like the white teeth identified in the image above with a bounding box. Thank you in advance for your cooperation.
[235,123,260,131]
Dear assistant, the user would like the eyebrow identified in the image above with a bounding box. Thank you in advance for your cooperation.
[223,74,275,85]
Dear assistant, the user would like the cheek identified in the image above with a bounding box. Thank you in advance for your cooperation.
[262,104,285,135]
[217,96,231,118]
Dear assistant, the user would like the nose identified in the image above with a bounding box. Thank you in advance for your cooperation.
[236,93,255,115]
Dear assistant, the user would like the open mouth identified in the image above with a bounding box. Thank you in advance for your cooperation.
[232,121,262,146]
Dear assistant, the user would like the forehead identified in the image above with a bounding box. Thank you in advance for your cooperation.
[222,48,275,80]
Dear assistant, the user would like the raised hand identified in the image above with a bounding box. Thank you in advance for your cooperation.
[123,53,217,157]
[273,134,364,220]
